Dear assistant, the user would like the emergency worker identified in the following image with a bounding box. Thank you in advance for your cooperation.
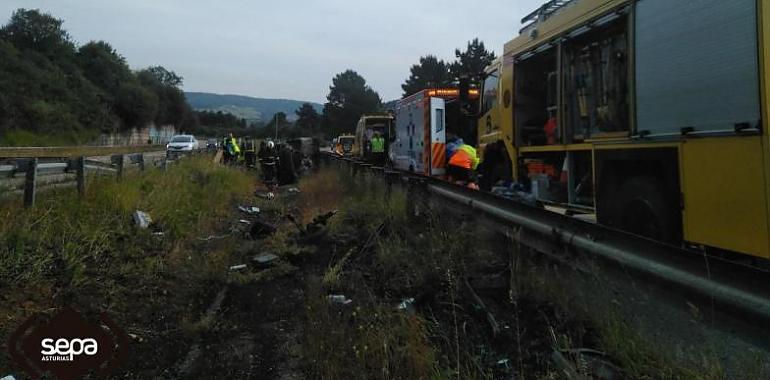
[447,141,480,190]
[258,140,278,189]
[225,133,241,165]
[370,132,385,165]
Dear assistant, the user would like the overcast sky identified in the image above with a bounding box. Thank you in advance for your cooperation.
[1,0,543,103]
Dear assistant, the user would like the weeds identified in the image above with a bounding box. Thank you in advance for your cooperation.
[0,156,255,369]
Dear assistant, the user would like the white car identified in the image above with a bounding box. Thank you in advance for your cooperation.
[166,135,199,155]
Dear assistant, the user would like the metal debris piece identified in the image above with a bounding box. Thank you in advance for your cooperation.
[238,206,260,214]
[152,231,165,236]
[396,298,415,314]
[287,187,301,193]
[295,210,338,244]
[253,253,279,266]
[328,294,352,305]
[229,264,247,271]
[238,219,251,225]
[255,191,276,200]
[133,210,152,229]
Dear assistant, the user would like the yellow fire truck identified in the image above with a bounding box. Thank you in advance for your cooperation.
[477,0,770,259]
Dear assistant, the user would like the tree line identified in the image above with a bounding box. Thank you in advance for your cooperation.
[314,38,495,139]
[0,8,194,145]
[0,8,495,144]
[256,38,495,140]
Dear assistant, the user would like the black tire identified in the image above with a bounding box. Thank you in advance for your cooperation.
[611,176,679,244]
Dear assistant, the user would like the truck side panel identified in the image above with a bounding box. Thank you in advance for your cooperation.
[635,0,760,136]
[680,136,770,258]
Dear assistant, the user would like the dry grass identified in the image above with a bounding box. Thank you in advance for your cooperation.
[0,156,255,369]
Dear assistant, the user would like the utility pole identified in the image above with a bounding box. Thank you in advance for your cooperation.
[274,113,279,141]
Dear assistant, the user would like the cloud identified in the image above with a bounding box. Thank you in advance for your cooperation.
[1,0,543,102]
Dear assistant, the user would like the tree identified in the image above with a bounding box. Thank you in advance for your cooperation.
[0,8,197,144]
[401,55,453,97]
[77,41,131,96]
[264,112,288,138]
[0,9,74,58]
[322,70,381,138]
[139,66,183,87]
[115,81,158,128]
[450,38,497,86]
[137,66,187,127]
[294,103,320,131]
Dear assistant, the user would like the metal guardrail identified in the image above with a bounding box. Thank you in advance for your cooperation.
[0,151,195,207]
[327,154,770,324]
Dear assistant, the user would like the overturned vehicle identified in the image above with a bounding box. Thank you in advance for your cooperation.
[258,138,320,187]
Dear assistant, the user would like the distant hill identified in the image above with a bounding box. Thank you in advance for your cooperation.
[185,92,323,122]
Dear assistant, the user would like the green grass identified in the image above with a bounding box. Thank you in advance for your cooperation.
[0,156,255,361]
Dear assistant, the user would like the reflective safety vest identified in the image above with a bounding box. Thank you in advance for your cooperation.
[448,144,479,170]
[371,137,385,153]
[228,137,241,155]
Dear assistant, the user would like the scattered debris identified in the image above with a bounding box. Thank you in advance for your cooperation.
[287,187,301,194]
[327,294,353,305]
[253,253,279,267]
[491,182,540,207]
[238,219,252,225]
[229,264,248,271]
[396,298,416,315]
[293,210,338,243]
[238,206,260,215]
[133,210,152,229]
[152,231,165,237]
[250,219,277,239]
[496,358,511,369]
[128,333,144,343]
[254,191,276,200]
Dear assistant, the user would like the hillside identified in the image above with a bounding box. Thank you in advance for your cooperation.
[185,92,322,122]
[0,9,192,146]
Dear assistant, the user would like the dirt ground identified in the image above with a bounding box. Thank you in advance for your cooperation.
[5,163,749,379]
[110,167,606,380]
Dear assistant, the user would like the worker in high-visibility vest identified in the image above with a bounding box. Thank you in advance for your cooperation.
[224,133,241,165]
[447,142,480,190]
[370,132,386,165]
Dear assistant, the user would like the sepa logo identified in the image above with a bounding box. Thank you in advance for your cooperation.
[8,307,128,380]
[41,337,98,362]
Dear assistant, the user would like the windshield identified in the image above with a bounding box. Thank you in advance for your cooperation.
[171,136,192,143]
[481,70,499,112]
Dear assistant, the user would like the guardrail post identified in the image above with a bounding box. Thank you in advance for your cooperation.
[76,156,85,196]
[112,154,124,181]
[23,158,37,208]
